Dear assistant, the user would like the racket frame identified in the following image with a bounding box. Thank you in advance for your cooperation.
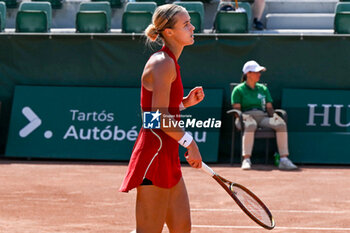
[202,162,275,230]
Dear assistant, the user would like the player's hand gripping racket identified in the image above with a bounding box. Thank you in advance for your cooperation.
[201,161,275,230]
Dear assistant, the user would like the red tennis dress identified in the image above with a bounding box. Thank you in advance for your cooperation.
[119,46,184,192]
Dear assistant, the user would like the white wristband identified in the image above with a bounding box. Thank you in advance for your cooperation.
[178,132,193,148]
[179,102,186,111]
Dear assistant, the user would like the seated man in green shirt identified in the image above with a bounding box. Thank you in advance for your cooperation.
[231,60,297,170]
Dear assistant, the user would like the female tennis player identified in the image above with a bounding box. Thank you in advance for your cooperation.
[120,4,204,232]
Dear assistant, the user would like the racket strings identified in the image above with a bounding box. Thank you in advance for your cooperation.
[231,184,272,227]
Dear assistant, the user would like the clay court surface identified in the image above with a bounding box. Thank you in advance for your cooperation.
[1,159,350,233]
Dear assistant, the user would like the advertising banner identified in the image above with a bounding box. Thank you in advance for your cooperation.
[282,88,350,164]
[6,86,222,162]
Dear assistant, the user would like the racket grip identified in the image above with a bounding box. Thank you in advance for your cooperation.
[201,162,215,177]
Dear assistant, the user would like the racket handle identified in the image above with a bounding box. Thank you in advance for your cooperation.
[185,151,215,176]
[201,162,216,177]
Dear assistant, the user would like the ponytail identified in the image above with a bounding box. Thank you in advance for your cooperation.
[145,24,159,42]
[241,73,247,83]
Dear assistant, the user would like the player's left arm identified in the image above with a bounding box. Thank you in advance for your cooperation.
[182,86,205,109]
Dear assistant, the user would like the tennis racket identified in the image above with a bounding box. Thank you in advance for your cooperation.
[201,161,275,230]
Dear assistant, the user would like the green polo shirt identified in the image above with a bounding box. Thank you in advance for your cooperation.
[231,82,273,112]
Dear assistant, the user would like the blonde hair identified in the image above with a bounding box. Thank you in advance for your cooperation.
[145,4,186,43]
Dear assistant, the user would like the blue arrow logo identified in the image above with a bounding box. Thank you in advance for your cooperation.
[19,107,42,138]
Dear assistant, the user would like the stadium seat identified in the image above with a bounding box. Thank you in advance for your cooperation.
[76,11,108,33]
[79,2,111,31]
[174,1,204,32]
[0,2,6,31]
[19,2,52,29]
[335,2,350,13]
[1,0,17,8]
[334,12,350,34]
[16,11,48,32]
[122,11,152,33]
[32,0,63,9]
[124,2,157,14]
[334,3,350,34]
[136,0,165,7]
[214,11,248,33]
[123,2,155,33]
[92,0,122,8]
[217,2,252,28]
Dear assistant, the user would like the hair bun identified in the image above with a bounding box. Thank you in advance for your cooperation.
[145,24,159,42]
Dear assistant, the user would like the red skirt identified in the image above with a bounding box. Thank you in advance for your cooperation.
[119,128,182,192]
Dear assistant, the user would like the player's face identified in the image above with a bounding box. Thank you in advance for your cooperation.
[168,11,195,46]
